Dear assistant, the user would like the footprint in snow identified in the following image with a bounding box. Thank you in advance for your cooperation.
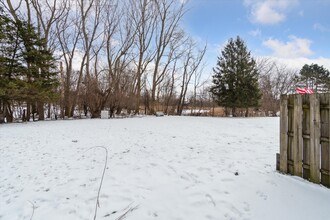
[243,202,251,212]
[205,194,216,207]
[256,191,268,200]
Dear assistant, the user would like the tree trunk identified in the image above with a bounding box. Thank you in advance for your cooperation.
[91,109,101,118]
[109,108,115,118]
[47,103,51,119]
[144,90,149,115]
[232,107,237,117]
[32,103,37,121]
[245,107,249,117]
[37,101,45,120]
[4,102,13,123]
[22,109,26,122]
[135,77,141,114]
[0,101,4,123]
[64,86,71,117]
[26,102,31,122]
[164,75,174,115]
[224,107,228,117]
[0,113,4,123]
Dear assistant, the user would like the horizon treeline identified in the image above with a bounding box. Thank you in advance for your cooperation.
[1,0,329,122]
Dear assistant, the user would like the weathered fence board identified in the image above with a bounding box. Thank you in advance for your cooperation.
[280,95,288,173]
[287,95,294,174]
[309,94,320,183]
[320,94,330,186]
[302,95,311,180]
[278,93,330,188]
[293,95,303,177]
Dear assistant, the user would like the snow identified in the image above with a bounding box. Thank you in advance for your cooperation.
[1,116,330,220]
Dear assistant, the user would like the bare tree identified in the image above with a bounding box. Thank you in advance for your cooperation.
[191,49,208,114]
[149,0,185,114]
[161,59,179,114]
[130,0,157,114]
[31,0,68,50]
[1,0,209,119]
[258,58,297,115]
[56,0,82,117]
[74,0,106,118]
[177,38,206,115]
[104,0,136,117]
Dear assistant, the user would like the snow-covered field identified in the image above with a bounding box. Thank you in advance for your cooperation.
[1,116,330,220]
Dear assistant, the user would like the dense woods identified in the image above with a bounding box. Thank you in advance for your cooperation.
[0,0,329,122]
[0,0,208,121]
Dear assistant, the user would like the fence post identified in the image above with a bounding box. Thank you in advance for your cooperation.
[320,94,330,187]
[328,95,330,187]
[293,95,303,177]
[326,93,330,188]
[310,94,321,183]
[280,95,288,173]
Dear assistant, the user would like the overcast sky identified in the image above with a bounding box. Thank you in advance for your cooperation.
[182,0,330,76]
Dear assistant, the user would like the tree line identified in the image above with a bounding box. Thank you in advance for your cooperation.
[210,36,330,117]
[0,0,207,122]
[1,1,329,122]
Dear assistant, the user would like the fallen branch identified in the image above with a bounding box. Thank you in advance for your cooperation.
[27,201,36,220]
[84,146,108,220]
[115,204,139,220]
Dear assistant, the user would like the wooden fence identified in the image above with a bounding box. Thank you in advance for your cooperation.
[277,93,330,187]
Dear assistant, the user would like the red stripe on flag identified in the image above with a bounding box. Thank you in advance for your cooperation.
[296,88,306,94]
[295,88,314,94]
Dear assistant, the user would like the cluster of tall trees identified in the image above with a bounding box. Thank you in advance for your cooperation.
[210,36,330,117]
[0,6,58,122]
[1,1,329,122]
[295,64,330,92]
[0,0,207,122]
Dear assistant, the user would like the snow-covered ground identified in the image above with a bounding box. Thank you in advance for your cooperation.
[1,116,330,220]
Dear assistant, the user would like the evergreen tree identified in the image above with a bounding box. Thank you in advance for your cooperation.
[210,36,261,117]
[0,9,26,122]
[1,10,16,99]
[18,20,59,103]
[0,9,59,122]
[295,63,330,92]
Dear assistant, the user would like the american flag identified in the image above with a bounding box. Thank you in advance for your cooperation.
[295,87,314,94]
